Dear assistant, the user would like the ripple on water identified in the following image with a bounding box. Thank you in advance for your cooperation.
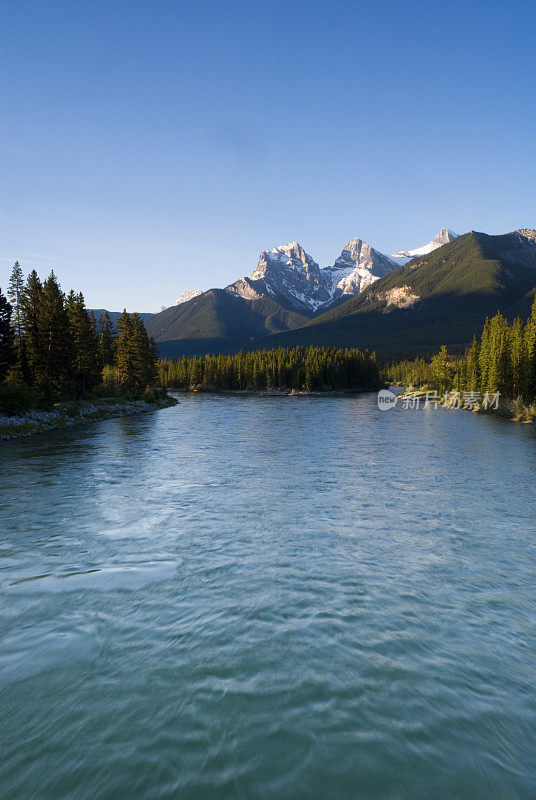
[8,560,178,593]
[0,614,101,685]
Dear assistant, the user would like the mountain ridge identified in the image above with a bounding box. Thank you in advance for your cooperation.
[95,227,536,361]
[225,237,400,313]
[251,230,536,358]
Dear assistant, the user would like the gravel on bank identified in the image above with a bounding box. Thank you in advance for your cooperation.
[0,396,178,440]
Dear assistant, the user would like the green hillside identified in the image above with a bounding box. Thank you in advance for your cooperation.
[145,288,310,350]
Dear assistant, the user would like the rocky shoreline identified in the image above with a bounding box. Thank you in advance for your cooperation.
[0,395,178,440]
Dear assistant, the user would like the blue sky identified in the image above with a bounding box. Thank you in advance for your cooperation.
[1,0,535,311]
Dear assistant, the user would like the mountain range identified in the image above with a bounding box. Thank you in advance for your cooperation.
[95,227,536,359]
[174,229,455,316]
[145,229,460,353]
[262,230,536,358]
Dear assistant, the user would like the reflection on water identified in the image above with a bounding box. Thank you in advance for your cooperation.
[1,394,536,799]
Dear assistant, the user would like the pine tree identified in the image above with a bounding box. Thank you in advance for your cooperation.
[35,272,71,396]
[478,318,491,392]
[21,270,43,385]
[7,261,28,379]
[466,336,480,391]
[115,310,134,392]
[97,312,116,369]
[431,345,451,394]
[509,317,525,399]
[0,288,14,381]
[130,313,156,392]
[524,295,536,402]
[484,312,511,395]
[65,290,99,395]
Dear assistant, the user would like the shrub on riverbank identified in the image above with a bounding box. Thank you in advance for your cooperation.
[0,381,39,415]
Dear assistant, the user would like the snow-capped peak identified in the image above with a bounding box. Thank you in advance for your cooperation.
[431,227,458,246]
[391,228,458,262]
[251,242,321,282]
[325,238,398,297]
[226,235,397,312]
[174,288,203,306]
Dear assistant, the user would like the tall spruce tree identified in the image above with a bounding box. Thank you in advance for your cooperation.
[524,295,536,402]
[97,312,116,369]
[130,313,156,392]
[0,288,14,381]
[431,345,451,394]
[509,317,525,399]
[35,272,71,396]
[7,261,28,379]
[484,312,511,395]
[7,262,24,344]
[65,290,99,395]
[466,336,480,391]
[115,311,156,394]
[115,311,135,392]
[21,270,43,385]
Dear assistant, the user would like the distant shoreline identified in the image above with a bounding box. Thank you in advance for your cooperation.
[164,387,383,397]
[0,395,178,441]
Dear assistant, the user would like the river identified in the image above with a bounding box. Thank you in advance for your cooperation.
[1,393,535,799]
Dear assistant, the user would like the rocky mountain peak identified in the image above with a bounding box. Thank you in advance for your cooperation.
[518,229,536,243]
[251,242,322,283]
[391,228,458,261]
[332,238,391,271]
[326,237,397,297]
[432,228,458,246]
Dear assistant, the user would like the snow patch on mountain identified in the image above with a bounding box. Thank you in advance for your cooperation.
[175,288,203,305]
[391,228,458,264]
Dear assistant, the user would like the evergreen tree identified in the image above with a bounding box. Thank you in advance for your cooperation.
[7,261,28,379]
[524,295,536,401]
[430,345,451,394]
[115,310,135,392]
[483,312,511,395]
[130,313,156,392]
[97,312,116,369]
[21,270,43,384]
[34,272,71,396]
[65,290,99,395]
[0,288,14,381]
[509,317,525,398]
[114,311,154,393]
[466,336,480,391]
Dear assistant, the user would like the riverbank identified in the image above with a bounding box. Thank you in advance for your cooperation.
[0,394,178,440]
[398,387,536,423]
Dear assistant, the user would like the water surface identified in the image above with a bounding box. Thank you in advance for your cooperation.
[1,394,536,799]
